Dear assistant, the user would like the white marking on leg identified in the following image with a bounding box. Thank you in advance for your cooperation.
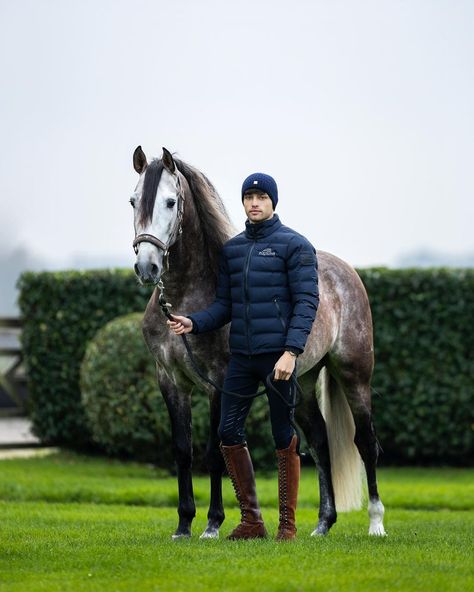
[310,527,325,537]
[171,533,191,540]
[368,499,387,536]
[199,527,220,540]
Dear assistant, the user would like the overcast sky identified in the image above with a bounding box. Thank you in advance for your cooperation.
[1,0,473,281]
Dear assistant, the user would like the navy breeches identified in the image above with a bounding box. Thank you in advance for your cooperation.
[218,353,295,450]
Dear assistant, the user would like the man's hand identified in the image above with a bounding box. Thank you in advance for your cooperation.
[167,314,193,335]
[274,351,296,381]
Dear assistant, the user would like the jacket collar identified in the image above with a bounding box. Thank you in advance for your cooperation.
[245,214,282,240]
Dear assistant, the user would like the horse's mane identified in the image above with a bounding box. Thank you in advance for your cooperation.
[139,157,234,274]
[174,157,233,255]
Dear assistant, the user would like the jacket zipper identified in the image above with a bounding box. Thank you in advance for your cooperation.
[244,242,255,354]
[273,297,287,330]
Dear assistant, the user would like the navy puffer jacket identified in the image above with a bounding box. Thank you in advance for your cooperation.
[189,215,319,355]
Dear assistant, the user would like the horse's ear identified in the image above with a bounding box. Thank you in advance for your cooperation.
[133,146,147,174]
[162,147,176,173]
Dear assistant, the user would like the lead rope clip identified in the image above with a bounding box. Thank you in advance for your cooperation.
[157,280,173,318]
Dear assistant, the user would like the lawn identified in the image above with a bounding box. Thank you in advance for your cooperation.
[0,451,473,592]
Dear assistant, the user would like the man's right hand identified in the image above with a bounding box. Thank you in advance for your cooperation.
[167,314,193,335]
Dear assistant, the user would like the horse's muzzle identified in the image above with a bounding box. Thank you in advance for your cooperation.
[134,261,160,285]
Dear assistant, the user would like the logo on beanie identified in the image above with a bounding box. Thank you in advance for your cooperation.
[242,172,278,209]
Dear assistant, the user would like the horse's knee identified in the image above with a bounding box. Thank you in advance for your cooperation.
[206,440,225,472]
[172,440,193,469]
[177,498,196,521]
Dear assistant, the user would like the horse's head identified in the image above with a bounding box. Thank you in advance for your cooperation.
[130,146,185,285]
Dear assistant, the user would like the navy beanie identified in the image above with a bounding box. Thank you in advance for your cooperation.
[241,172,278,209]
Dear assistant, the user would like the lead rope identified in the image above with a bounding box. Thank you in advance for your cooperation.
[157,281,302,453]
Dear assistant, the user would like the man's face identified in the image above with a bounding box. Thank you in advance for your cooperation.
[243,191,274,223]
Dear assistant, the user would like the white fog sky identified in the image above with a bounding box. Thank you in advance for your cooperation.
[0,0,473,271]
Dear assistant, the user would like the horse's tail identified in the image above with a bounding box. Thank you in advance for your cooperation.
[317,368,364,511]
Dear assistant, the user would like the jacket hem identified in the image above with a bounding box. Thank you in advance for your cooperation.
[229,346,289,356]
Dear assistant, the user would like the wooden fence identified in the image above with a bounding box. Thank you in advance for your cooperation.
[0,318,27,416]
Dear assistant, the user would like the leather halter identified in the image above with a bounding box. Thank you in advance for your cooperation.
[132,175,186,256]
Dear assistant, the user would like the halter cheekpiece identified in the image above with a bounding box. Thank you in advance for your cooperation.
[132,175,186,256]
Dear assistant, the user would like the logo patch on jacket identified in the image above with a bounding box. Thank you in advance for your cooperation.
[258,248,277,257]
[300,250,316,266]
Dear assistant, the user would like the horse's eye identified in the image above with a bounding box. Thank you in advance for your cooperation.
[129,197,136,208]
[167,199,176,209]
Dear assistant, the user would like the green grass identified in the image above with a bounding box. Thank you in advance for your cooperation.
[0,451,473,592]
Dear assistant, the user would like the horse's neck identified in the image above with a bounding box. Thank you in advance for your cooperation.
[161,206,221,305]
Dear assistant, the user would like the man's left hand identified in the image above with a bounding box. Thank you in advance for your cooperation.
[274,352,296,381]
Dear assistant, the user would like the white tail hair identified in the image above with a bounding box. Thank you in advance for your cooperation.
[317,368,364,511]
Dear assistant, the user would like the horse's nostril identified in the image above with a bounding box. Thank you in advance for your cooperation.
[151,263,158,276]
[134,263,140,276]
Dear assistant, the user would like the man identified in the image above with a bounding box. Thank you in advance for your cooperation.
[168,172,319,541]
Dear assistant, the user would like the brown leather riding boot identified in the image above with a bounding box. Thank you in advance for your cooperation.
[276,434,300,541]
[220,442,267,540]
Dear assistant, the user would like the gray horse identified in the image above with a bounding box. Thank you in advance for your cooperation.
[130,146,386,539]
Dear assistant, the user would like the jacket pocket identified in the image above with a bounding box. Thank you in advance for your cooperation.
[273,297,287,331]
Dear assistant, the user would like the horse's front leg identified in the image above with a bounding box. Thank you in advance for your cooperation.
[200,388,225,539]
[159,373,196,539]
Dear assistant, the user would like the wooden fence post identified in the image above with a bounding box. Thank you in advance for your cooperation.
[0,318,27,416]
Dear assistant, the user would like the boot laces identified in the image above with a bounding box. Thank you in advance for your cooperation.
[278,455,289,526]
[222,451,246,519]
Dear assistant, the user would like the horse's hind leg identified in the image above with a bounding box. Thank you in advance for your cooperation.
[295,367,337,536]
[354,407,386,535]
[159,374,196,539]
[200,389,226,539]
[341,376,386,536]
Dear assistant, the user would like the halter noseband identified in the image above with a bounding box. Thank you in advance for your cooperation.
[132,175,186,256]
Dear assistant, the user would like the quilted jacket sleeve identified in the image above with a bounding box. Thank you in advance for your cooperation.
[187,250,232,334]
[284,236,319,353]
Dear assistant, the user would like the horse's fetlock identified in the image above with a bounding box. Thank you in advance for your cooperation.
[319,509,337,527]
[207,511,225,528]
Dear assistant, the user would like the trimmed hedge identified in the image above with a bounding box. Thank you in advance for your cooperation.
[18,270,152,447]
[359,268,473,465]
[18,267,473,465]
[80,313,170,462]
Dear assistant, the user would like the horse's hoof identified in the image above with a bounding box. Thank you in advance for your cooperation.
[368,524,387,536]
[171,532,191,540]
[368,499,386,536]
[310,522,330,537]
[199,527,219,540]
